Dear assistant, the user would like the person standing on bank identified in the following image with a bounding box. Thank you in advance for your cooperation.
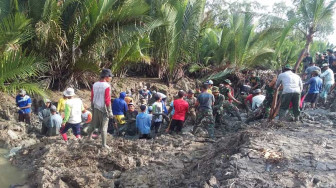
[60,88,84,142]
[276,65,303,121]
[16,89,32,125]
[88,69,114,148]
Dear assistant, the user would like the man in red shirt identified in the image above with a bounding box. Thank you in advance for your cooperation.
[167,90,189,134]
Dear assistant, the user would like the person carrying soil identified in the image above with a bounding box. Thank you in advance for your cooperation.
[136,105,152,139]
[222,79,242,121]
[16,89,32,125]
[88,69,114,148]
[184,90,197,125]
[48,105,62,136]
[81,104,92,135]
[60,88,84,142]
[166,90,189,134]
[276,64,303,121]
[38,99,52,135]
[57,92,68,118]
[249,72,261,90]
[123,103,138,136]
[212,86,228,131]
[320,63,334,104]
[112,92,128,135]
[193,84,215,139]
[303,70,322,109]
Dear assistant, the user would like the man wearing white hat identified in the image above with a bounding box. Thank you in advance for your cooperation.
[88,69,114,148]
[15,89,32,124]
[60,88,84,142]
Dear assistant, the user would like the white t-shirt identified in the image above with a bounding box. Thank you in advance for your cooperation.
[252,95,265,111]
[65,98,83,124]
[152,101,163,122]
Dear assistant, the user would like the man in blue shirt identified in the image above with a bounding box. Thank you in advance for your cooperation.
[304,70,323,109]
[327,49,335,66]
[136,105,152,139]
[15,89,32,124]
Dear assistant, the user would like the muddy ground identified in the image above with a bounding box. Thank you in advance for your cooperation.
[0,78,336,188]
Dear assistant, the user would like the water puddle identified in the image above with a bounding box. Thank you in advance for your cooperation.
[0,148,26,187]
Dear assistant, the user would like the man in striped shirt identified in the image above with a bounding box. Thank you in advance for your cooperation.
[88,69,114,148]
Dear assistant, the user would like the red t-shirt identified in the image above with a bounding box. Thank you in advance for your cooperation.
[172,99,189,121]
[245,94,253,103]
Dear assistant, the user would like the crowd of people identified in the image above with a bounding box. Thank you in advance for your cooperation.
[14,49,336,145]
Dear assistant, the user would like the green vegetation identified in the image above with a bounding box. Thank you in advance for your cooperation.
[0,0,335,94]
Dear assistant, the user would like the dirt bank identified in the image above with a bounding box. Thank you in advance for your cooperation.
[1,78,336,187]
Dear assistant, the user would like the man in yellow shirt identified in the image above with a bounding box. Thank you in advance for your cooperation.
[57,92,68,118]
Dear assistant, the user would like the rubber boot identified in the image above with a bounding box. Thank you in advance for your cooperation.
[61,133,68,141]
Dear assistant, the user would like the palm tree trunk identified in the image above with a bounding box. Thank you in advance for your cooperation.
[294,31,313,73]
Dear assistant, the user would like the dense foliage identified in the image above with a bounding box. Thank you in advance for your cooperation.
[0,0,335,94]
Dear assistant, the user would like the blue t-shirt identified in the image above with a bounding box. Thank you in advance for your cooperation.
[307,76,323,94]
[16,95,32,114]
[197,92,215,111]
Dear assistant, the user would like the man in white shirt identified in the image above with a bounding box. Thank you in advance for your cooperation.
[60,88,84,142]
[320,63,334,104]
[276,64,303,121]
[251,89,265,111]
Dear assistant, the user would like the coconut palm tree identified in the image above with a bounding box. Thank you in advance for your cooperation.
[149,0,206,83]
[0,12,47,95]
[293,0,336,72]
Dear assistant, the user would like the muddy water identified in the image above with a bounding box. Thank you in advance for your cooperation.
[0,148,26,187]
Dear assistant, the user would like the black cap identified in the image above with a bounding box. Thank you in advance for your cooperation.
[100,68,113,78]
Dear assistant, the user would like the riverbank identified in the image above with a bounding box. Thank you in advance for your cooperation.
[0,77,336,187]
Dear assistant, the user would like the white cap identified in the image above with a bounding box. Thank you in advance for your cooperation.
[64,88,75,97]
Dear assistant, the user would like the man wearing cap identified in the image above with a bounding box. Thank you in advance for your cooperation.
[194,84,215,138]
[222,79,242,121]
[205,80,213,94]
[123,103,138,136]
[38,99,52,135]
[303,70,322,109]
[212,86,227,130]
[276,64,303,121]
[184,90,197,125]
[251,89,265,111]
[60,88,84,142]
[15,89,32,124]
[320,63,334,104]
[48,105,62,136]
[88,68,114,148]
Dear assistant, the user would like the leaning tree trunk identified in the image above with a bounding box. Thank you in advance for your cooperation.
[294,29,314,73]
